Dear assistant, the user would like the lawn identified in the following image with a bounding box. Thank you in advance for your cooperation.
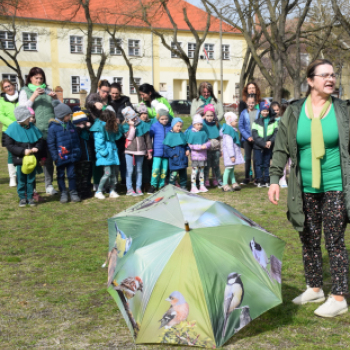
[1,117,350,349]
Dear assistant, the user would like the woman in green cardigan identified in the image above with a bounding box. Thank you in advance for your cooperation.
[0,79,18,187]
[269,59,349,318]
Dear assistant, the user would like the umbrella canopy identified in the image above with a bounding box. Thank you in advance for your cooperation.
[107,185,285,348]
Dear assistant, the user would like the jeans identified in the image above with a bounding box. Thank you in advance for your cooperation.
[16,166,36,199]
[151,157,169,188]
[125,154,144,191]
[56,163,76,192]
[254,148,272,183]
[98,165,118,192]
[42,140,55,188]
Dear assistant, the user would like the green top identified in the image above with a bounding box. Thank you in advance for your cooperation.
[263,117,270,140]
[144,97,174,119]
[0,96,18,132]
[296,103,342,193]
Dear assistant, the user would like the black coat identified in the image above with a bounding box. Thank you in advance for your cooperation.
[76,128,95,162]
[109,96,133,122]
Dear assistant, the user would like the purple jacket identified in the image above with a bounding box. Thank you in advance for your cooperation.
[220,131,245,167]
[189,141,211,161]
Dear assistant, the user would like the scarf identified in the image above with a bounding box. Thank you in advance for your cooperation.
[221,124,240,146]
[306,95,332,189]
[163,130,187,147]
[186,128,208,144]
[55,117,67,130]
[203,120,220,139]
[199,95,212,106]
[4,122,42,143]
[5,91,18,102]
[122,120,149,137]
[28,83,46,92]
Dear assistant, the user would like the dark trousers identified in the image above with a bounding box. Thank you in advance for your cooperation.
[42,140,55,188]
[169,169,187,187]
[16,166,36,200]
[243,140,255,180]
[254,148,272,183]
[116,136,126,182]
[75,160,92,199]
[57,163,76,192]
[300,191,349,295]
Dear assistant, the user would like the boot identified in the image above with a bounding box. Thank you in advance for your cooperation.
[70,190,81,202]
[8,164,17,187]
[60,191,69,204]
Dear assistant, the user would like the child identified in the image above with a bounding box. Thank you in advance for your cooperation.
[221,112,244,192]
[163,117,189,190]
[4,106,43,207]
[148,103,172,193]
[137,103,150,123]
[238,94,259,185]
[270,101,281,120]
[91,109,121,199]
[72,110,95,199]
[252,101,279,188]
[187,114,211,193]
[122,106,153,196]
[47,100,81,203]
[202,104,222,188]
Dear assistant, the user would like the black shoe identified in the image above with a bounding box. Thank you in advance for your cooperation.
[147,185,156,194]
[70,190,81,202]
[264,182,270,188]
[19,199,27,207]
[27,198,36,207]
[240,179,250,185]
[60,191,69,203]
[258,181,265,188]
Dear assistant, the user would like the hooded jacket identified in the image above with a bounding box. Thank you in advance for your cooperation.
[251,113,279,150]
[149,121,172,157]
[238,108,260,142]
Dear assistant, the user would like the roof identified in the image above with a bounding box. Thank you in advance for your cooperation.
[11,0,240,34]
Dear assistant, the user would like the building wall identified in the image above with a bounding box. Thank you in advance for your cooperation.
[0,19,245,104]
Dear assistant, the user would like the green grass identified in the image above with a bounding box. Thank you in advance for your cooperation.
[1,117,350,349]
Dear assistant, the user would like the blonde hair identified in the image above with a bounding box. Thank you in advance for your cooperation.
[0,79,14,93]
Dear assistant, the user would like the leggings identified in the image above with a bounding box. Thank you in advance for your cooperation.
[191,166,204,187]
[223,167,236,186]
[243,140,255,180]
[98,165,118,193]
[300,191,349,295]
[169,169,187,188]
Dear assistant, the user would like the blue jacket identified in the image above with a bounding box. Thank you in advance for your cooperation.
[238,108,260,141]
[150,121,172,157]
[164,144,189,170]
[91,119,120,166]
[47,119,81,166]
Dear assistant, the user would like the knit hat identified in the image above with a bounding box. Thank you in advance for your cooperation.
[52,100,72,120]
[122,106,137,121]
[260,100,270,111]
[155,102,170,120]
[171,117,183,128]
[195,106,205,116]
[137,103,148,115]
[204,104,216,115]
[14,106,32,123]
[193,114,203,125]
[72,110,89,124]
[224,112,238,124]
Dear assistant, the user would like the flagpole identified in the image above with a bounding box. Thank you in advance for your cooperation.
[220,12,223,105]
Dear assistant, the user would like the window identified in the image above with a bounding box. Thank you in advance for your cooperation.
[130,78,141,94]
[222,44,230,60]
[91,37,103,54]
[2,74,17,88]
[71,76,80,93]
[188,43,196,58]
[113,77,123,87]
[70,36,83,53]
[204,43,214,59]
[0,31,15,50]
[110,38,122,55]
[128,39,140,56]
[23,33,37,51]
[171,42,182,58]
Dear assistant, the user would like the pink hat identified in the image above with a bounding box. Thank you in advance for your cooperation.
[204,104,217,120]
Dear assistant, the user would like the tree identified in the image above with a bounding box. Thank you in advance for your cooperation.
[331,0,350,37]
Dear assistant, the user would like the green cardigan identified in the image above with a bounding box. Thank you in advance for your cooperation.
[0,95,18,132]
[270,97,350,232]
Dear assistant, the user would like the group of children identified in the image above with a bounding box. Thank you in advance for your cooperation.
[4,95,283,207]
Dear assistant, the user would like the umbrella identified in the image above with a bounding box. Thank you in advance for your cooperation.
[106,185,285,348]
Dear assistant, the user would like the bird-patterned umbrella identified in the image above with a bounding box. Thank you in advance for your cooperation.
[106,185,285,348]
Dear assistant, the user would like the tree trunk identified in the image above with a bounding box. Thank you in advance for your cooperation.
[188,67,197,100]
[90,76,99,94]
[272,57,284,102]
[293,76,301,99]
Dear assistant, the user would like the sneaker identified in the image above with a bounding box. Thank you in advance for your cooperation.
[94,191,105,200]
[199,185,208,193]
[109,190,120,198]
[46,185,58,195]
[253,179,259,186]
[314,295,348,318]
[126,189,136,196]
[212,179,219,187]
[257,181,265,188]
[70,190,81,202]
[190,186,200,194]
[147,185,156,194]
[204,180,210,187]
[60,191,69,203]
[292,286,325,305]
[175,181,181,188]
[232,183,241,191]
[27,198,36,207]
[93,184,98,192]
[222,184,233,192]
[264,182,270,188]
[240,179,250,185]
[180,186,187,190]
[19,199,27,207]
[135,188,143,196]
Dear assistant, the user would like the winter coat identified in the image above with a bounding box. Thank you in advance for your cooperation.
[0,93,18,147]
[190,98,224,121]
[150,121,172,157]
[164,143,189,171]
[238,108,260,142]
[144,97,174,119]
[220,131,245,167]
[92,119,120,166]
[85,92,111,120]
[76,127,95,162]
[124,126,153,156]
[188,141,211,161]
[109,96,133,123]
[270,97,350,232]
[3,124,44,166]
[47,119,81,166]
[251,116,279,150]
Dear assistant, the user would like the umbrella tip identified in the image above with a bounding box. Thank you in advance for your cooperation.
[184,221,190,232]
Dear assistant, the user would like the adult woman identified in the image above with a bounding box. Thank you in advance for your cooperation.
[0,79,18,187]
[238,82,262,116]
[269,59,349,318]
[85,80,111,121]
[190,82,224,121]
[19,67,58,195]
[139,83,174,119]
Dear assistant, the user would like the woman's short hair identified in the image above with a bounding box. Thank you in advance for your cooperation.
[110,82,122,94]
[197,82,218,103]
[25,67,47,86]
[306,59,333,96]
[0,78,15,93]
[98,79,111,89]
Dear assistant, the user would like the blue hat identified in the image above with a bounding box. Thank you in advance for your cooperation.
[260,101,270,111]
[171,117,183,128]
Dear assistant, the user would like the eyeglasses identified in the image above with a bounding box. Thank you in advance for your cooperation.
[100,89,109,94]
[3,85,12,89]
[313,73,337,80]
